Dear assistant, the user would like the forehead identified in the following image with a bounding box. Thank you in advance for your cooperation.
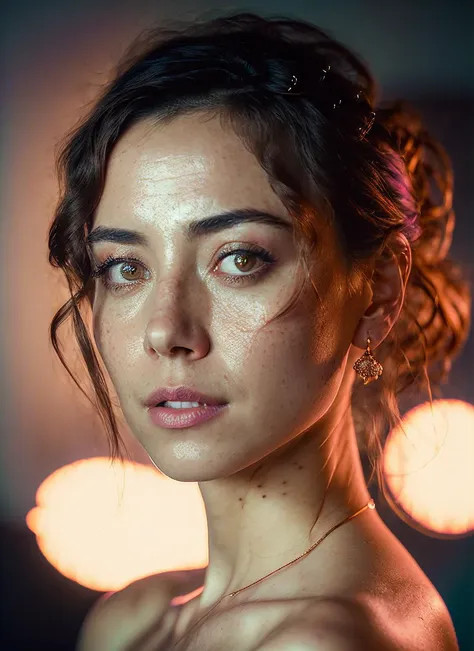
[95,113,286,224]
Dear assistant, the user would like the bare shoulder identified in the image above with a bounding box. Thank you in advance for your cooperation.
[75,574,176,651]
[254,598,393,651]
[76,569,206,651]
[255,587,458,651]
[253,517,459,651]
[362,564,459,651]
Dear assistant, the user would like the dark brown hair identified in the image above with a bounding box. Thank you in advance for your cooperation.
[48,13,471,496]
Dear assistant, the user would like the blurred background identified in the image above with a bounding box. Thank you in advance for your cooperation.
[1,0,473,649]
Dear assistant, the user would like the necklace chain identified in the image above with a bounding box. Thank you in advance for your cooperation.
[172,498,376,648]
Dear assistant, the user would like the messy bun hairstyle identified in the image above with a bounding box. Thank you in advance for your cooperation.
[48,13,471,497]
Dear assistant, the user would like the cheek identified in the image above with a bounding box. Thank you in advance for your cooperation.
[217,279,347,397]
[92,310,140,385]
[92,305,114,359]
[92,321,115,379]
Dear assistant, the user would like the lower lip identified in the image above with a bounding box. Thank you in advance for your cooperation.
[148,404,228,429]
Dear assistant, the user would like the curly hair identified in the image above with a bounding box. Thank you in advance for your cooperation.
[48,12,471,501]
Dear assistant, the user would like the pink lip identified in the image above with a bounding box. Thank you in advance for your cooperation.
[148,404,228,429]
[145,385,227,408]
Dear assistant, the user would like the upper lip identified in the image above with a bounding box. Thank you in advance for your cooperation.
[145,386,228,407]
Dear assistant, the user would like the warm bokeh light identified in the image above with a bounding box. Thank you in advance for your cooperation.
[383,399,474,536]
[23,400,474,594]
[26,458,208,592]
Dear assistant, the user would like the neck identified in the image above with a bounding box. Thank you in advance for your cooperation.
[196,400,371,609]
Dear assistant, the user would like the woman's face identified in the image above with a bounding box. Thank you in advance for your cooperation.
[89,113,365,481]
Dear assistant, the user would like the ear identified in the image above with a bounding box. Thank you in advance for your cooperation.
[352,233,412,350]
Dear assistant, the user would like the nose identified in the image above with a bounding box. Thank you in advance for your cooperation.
[145,317,210,360]
[143,281,210,361]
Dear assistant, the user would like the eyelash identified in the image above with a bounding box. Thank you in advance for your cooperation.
[90,244,277,292]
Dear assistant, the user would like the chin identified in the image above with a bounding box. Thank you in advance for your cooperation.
[144,449,239,483]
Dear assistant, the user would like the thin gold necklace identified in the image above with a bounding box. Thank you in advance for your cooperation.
[172,498,376,648]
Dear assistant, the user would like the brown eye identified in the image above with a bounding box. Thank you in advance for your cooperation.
[233,253,257,273]
[213,245,277,285]
[92,255,151,291]
[119,262,142,281]
[217,250,267,276]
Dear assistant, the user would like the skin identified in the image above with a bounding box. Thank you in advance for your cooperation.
[87,112,453,648]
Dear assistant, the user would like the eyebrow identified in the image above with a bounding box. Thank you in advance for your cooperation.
[85,208,293,247]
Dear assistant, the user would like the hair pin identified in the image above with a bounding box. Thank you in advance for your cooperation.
[357,111,376,140]
[319,64,331,82]
[283,65,376,139]
[287,74,298,92]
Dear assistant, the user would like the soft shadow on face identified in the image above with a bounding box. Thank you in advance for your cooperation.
[89,112,365,482]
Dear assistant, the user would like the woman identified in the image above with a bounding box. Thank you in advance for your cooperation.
[48,12,470,651]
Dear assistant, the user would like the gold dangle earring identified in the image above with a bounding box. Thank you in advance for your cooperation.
[353,336,383,385]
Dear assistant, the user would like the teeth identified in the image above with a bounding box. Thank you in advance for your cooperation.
[162,401,206,408]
